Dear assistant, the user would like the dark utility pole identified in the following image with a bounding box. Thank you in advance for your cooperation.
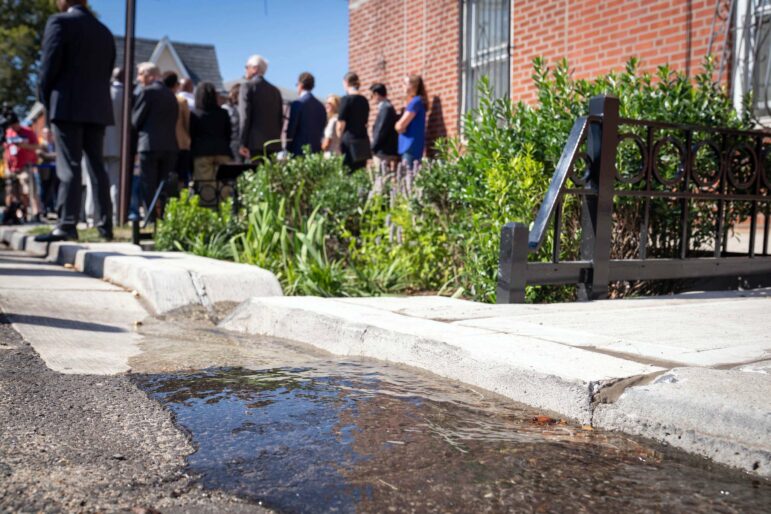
[118,0,136,225]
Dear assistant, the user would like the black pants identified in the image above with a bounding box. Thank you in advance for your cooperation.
[52,122,112,232]
[175,149,192,184]
[340,140,366,171]
[138,150,177,219]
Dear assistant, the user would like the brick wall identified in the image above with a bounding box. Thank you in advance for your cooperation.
[349,0,723,145]
[511,0,725,101]
[348,0,461,152]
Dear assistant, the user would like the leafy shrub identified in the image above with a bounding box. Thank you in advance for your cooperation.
[156,189,234,253]
[160,57,748,303]
[311,168,370,237]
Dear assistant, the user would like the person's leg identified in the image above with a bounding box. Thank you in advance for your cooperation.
[4,179,14,209]
[17,171,31,219]
[214,155,233,169]
[139,151,160,217]
[161,151,178,197]
[214,155,234,203]
[128,173,142,221]
[401,152,416,169]
[104,157,120,226]
[29,168,43,219]
[192,156,216,182]
[82,124,113,234]
[340,141,353,169]
[176,149,192,186]
[5,177,23,224]
[193,156,216,206]
[154,151,177,221]
[51,122,84,233]
[82,157,95,226]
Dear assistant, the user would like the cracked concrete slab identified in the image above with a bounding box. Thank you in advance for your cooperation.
[337,295,541,321]
[594,367,771,477]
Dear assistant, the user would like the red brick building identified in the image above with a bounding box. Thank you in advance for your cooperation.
[348,0,748,154]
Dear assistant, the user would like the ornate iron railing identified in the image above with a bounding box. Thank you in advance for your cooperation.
[496,95,771,303]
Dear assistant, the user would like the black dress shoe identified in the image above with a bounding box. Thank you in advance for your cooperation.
[97,226,114,241]
[34,228,78,243]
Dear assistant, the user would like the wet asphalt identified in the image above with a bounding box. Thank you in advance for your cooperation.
[0,314,268,514]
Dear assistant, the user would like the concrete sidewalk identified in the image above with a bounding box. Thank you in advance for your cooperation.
[0,250,144,374]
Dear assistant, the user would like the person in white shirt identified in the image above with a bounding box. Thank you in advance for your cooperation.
[178,78,195,110]
[322,94,341,157]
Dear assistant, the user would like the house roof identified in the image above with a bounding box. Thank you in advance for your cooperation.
[114,36,225,91]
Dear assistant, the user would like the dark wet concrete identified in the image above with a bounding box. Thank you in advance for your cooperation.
[136,363,771,513]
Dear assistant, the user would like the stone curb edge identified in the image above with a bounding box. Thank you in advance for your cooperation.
[0,227,282,315]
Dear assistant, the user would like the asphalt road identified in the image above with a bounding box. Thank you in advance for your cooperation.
[0,314,268,514]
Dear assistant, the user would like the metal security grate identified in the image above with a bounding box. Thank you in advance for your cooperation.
[711,0,771,122]
[461,0,511,115]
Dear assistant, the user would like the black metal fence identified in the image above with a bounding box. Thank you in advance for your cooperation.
[496,95,771,303]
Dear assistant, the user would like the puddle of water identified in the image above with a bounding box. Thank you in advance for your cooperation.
[136,362,771,513]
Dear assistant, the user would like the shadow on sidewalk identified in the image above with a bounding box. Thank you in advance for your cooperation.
[6,313,127,333]
[0,268,80,278]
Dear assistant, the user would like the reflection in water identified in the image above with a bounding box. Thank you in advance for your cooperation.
[137,364,770,513]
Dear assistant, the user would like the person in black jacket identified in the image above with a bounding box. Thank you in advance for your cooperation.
[336,72,370,171]
[131,62,179,221]
[369,83,399,172]
[286,72,326,156]
[35,0,116,242]
[190,81,232,205]
[238,55,283,159]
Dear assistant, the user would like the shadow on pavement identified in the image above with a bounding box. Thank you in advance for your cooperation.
[6,313,127,333]
[0,268,80,278]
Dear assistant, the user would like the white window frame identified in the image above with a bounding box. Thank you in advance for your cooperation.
[461,0,512,116]
[732,0,771,124]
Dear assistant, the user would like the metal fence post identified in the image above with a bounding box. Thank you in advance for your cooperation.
[119,0,136,226]
[577,95,619,300]
[496,222,529,303]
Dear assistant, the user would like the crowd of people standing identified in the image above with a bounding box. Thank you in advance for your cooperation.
[1,0,429,240]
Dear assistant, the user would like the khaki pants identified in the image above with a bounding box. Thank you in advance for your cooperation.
[193,155,233,182]
[193,155,232,206]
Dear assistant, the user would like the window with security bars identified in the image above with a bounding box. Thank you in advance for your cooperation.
[751,2,771,116]
[461,0,511,115]
[732,0,771,121]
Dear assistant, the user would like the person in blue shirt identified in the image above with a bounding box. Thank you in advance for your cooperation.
[395,74,427,169]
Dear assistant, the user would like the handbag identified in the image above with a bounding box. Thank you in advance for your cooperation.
[349,137,372,164]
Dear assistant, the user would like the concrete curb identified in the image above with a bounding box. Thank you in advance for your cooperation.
[219,296,663,425]
[594,368,771,477]
[9,231,27,251]
[2,229,282,315]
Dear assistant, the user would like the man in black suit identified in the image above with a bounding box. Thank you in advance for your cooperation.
[286,72,327,156]
[238,55,284,160]
[369,83,399,170]
[35,0,115,242]
[131,63,179,221]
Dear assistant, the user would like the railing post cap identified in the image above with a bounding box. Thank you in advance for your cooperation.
[589,95,620,116]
